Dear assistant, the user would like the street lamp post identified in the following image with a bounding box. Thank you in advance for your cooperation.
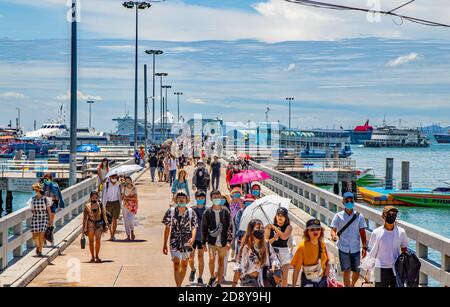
[145,50,163,143]
[155,72,167,143]
[162,85,172,140]
[122,1,152,150]
[69,0,78,186]
[286,97,294,130]
[86,100,94,129]
[174,92,183,123]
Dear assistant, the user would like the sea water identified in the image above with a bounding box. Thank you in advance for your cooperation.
[352,145,450,286]
[352,144,450,238]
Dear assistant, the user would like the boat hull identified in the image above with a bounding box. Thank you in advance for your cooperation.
[390,193,450,207]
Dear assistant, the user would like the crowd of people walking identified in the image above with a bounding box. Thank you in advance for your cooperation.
[26,141,419,288]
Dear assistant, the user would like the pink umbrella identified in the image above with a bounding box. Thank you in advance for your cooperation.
[229,170,271,185]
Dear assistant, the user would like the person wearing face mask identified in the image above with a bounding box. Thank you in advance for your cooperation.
[28,183,52,257]
[360,206,408,287]
[229,187,244,219]
[201,190,232,287]
[291,218,330,287]
[330,192,367,287]
[121,176,138,241]
[250,183,262,199]
[192,160,210,194]
[102,174,122,241]
[162,190,198,287]
[188,190,207,285]
[232,219,281,287]
[82,191,109,262]
[41,172,65,244]
[233,194,255,261]
[265,207,293,287]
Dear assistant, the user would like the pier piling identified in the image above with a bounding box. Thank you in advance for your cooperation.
[401,161,410,190]
[385,158,394,190]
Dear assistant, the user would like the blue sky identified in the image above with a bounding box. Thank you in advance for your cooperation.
[0,0,449,132]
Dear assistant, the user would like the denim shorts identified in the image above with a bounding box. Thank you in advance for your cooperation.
[339,250,361,272]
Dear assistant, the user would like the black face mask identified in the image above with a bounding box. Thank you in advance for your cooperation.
[385,215,397,224]
[253,229,265,240]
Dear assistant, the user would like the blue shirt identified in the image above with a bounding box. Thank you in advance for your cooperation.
[331,210,367,253]
[171,179,190,198]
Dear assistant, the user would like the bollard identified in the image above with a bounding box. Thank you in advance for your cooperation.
[401,161,410,190]
[385,158,394,190]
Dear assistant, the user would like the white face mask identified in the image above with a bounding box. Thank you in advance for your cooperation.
[111,178,117,183]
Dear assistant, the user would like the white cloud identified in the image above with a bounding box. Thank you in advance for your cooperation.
[10,0,450,42]
[97,45,133,51]
[0,91,28,99]
[187,98,206,105]
[284,63,296,72]
[167,47,201,53]
[386,53,421,67]
[56,90,102,101]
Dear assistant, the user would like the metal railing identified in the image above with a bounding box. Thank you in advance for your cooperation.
[248,160,450,287]
[0,158,134,270]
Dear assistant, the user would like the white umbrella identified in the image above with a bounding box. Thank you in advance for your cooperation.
[105,164,143,178]
[238,194,291,231]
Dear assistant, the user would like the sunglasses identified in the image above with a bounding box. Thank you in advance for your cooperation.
[386,213,397,218]
[309,228,321,232]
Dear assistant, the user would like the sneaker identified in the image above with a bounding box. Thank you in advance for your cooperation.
[189,269,196,283]
[197,277,204,285]
[207,277,216,287]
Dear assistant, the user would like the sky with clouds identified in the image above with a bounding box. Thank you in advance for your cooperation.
[0,0,449,132]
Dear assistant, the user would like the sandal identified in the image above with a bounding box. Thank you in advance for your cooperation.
[90,258,96,263]
[95,258,102,263]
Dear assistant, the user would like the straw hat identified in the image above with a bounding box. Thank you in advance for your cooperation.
[32,183,44,192]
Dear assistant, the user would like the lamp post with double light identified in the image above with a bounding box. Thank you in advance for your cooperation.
[145,49,163,143]
[122,1,152,149]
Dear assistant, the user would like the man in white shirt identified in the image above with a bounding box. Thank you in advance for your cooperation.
[102,174,122,241]
[365,206,408,287]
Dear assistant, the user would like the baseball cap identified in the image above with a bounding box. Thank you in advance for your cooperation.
[383,206,399,215]
[306,218,322,229]
[276,207,288,216]
[343,192,354,199]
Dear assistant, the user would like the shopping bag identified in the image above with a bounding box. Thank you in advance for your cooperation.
[80,235,86,249]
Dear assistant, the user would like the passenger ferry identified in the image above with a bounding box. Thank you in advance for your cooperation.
[434,130,450,144]
[364,124,429,148]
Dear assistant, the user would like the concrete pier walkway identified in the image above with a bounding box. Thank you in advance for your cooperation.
[28,165,308,287]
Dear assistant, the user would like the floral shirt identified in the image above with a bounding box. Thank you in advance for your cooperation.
[162,207,198,252]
